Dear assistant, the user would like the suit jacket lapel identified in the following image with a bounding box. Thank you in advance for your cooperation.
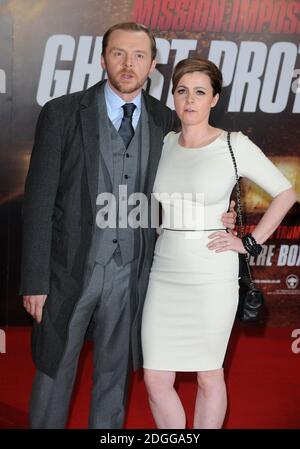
[143,93,164,198]
[80,83,102,217]
[97,91,113,189]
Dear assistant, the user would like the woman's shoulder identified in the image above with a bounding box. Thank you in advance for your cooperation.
[227,130,248,140]
[227,130,253,150]
[228,131,268,162]
[163,131,180,146]
[163,130,179,141]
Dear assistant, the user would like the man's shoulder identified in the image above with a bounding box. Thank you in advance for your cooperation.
[142,91,179,133]
[142,91,173,117]
[43,81,102,112]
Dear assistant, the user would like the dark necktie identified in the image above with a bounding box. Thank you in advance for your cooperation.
[118,103,136,148]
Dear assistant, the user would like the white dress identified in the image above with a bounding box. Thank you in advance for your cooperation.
[141,130,292,372]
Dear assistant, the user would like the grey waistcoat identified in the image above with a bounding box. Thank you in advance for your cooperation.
[92,90,150,266]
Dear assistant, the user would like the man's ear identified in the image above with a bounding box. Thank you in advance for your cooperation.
[101,55,106,71]
[149,59,157,75]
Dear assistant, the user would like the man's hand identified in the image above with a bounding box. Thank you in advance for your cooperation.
[23,295,47,323]
[221,200,237,231]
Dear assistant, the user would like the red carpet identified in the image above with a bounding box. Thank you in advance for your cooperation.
[0,326,299,429]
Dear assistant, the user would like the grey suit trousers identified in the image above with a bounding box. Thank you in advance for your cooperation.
[29,251,138,429]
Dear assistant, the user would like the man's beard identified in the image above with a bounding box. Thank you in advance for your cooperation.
[107,69,144,94]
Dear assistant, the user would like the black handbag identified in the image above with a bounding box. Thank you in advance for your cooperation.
[227,132,264,322]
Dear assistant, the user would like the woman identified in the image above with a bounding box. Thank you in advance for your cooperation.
[141,57,297,429]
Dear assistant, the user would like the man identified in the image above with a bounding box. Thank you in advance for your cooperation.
[20,22,236,429]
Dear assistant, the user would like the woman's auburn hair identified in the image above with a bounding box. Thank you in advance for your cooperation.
[172,57,223,96]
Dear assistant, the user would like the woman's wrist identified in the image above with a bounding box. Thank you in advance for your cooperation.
[238,238,247,254]
[241,233,263,256]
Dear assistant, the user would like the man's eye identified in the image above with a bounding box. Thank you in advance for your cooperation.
[136,54,144,59]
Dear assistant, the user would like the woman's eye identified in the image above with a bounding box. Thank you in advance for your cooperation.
[196,90,205,95]
[177,89,186,94]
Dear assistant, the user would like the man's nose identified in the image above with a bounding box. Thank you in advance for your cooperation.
[124,55,133,67]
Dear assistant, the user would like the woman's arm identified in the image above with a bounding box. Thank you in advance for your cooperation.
[252,188,298,244]
[207,187,298,253]
[208,132,298,254]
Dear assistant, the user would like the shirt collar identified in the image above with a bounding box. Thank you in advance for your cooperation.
[104,80,142,114]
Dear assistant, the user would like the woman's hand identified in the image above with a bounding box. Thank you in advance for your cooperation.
[221,200,237,230]
[207,231,247,253]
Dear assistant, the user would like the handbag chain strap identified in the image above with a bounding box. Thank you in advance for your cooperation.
[226,131,253,282]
